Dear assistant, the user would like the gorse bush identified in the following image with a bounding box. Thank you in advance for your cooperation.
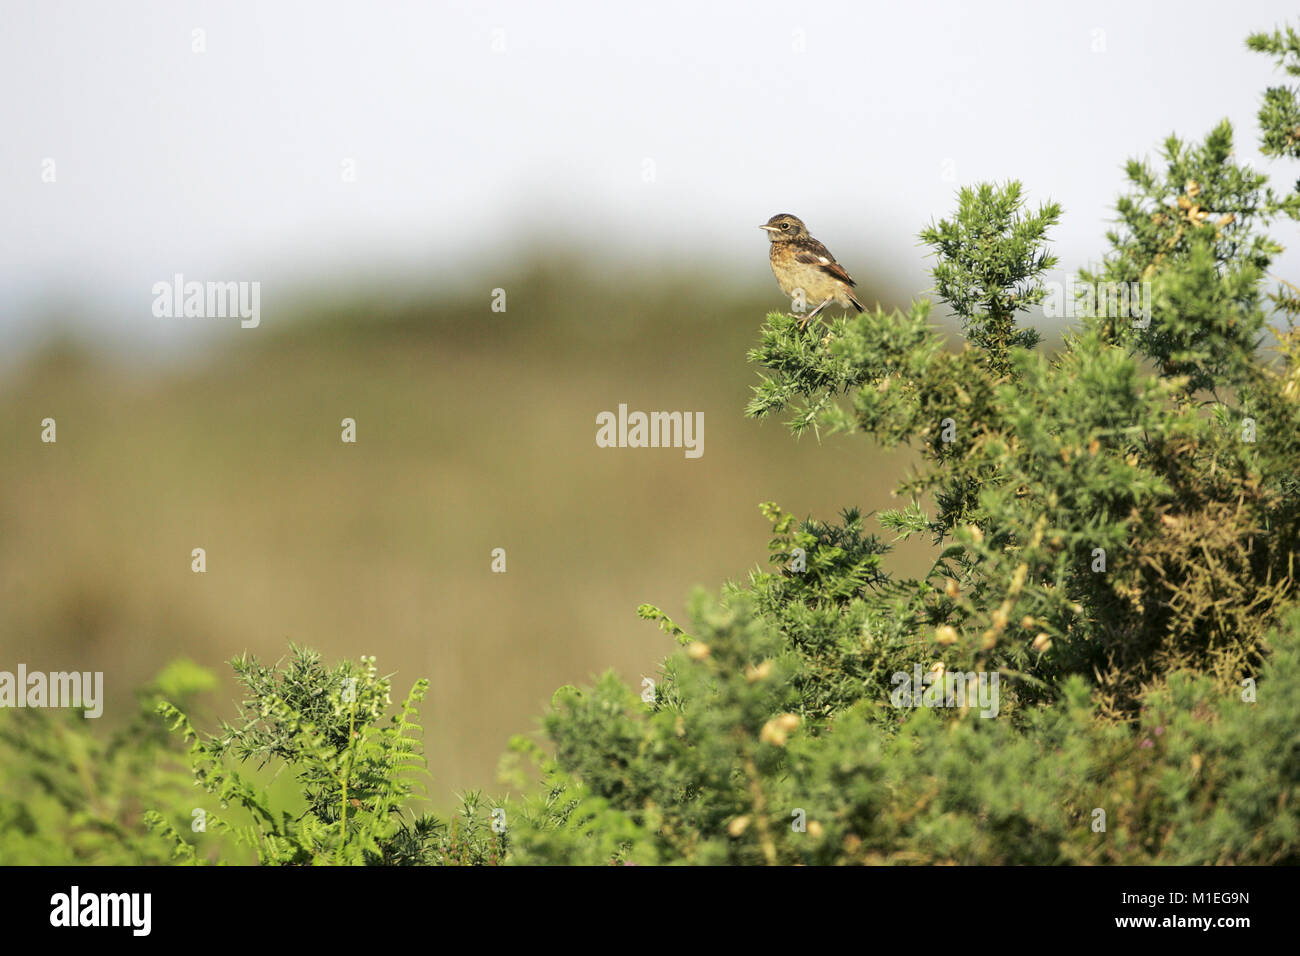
[145,647,504,865]
[502,24,1300,864]
[508,602,1300,865]
[0,660,216,864]
[3,23,1299,866]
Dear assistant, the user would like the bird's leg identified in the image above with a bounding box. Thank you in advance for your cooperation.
[799,298,834,329]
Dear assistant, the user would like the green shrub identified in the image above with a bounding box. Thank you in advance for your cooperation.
[145,646,503,865]
[503,24,1300,865]
[0,659,216,864]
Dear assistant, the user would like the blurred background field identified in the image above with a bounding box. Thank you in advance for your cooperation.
[0,263,936,803]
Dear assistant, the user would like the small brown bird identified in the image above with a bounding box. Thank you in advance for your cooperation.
[760,213,864,327]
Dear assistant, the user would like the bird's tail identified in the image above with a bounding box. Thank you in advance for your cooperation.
[848,293,865,313]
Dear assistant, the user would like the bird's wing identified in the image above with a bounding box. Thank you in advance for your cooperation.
[795,239,857,287]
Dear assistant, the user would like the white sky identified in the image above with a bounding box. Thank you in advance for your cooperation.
[3,0,1299,356]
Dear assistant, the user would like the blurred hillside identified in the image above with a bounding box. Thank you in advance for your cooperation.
[0,261,934,801]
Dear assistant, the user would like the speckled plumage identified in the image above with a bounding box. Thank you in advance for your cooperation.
[760,213,864,326]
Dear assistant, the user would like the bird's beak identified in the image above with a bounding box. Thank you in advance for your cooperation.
[758,225,778,231]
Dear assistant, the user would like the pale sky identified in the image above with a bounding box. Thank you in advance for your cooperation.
[3,0,1299,357]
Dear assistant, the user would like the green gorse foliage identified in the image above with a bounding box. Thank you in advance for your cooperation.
[0,660,216,864]
[145,647,503,865]
[504,24,1300,864]
[919,181,1059,372]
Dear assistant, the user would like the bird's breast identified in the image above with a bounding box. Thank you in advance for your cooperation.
[770,247,842,301]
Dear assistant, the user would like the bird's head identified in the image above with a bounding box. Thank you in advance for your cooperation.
[759,213,808,242]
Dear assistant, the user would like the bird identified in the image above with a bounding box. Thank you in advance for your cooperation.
[759,213,864,327]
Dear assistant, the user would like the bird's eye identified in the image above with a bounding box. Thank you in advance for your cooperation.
[780,223,789,230]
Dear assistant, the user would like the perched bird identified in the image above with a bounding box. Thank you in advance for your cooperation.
[759,213,864,327]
